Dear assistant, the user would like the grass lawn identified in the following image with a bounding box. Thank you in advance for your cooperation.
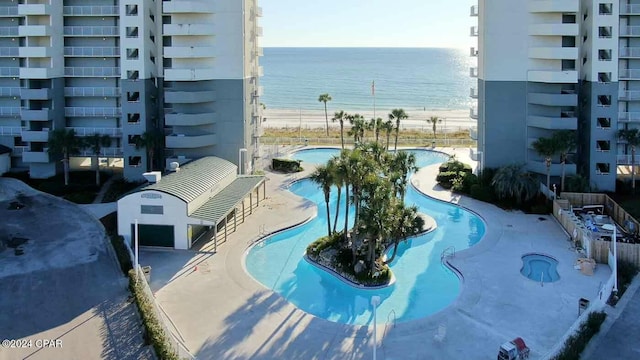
[2,170,111,204]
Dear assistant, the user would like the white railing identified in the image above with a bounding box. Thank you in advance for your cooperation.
[619,112,640,122]
[470,67,478,78]
[64,87,120,97]
[0,126,23,135]
[65,107,121,117]
[66,127,122,136]
[80,147,123,157]
[0,67,19,77]
[621,5,640,14]
[0,107,20,116]
[12,145,27,155]
[63,26,119,36]
[619,69,640,78]
[619,47,640,58]
[64,46,120,57]
[0,47,18,56]
[620,26,640,36]
[0,87,20,96]
[64,67,121,77]
[619,91,640,101]
[0,6,18,16]
[470,107,478,119]
[0,27,18,36]
[260,137,476,148]
[470,26,478,36]
[617,155,640,165]
[62,6,119,16]
[470,5,478,16]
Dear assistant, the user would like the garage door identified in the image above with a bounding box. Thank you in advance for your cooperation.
[131,224,175,248]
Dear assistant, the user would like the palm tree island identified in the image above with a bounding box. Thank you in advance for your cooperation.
[306,140,429,287]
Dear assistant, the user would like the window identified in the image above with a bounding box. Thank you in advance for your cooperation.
[598,72,611,83]
[127,92,140,102]
[596,163,610,174]
[596,140,611,151]
[599,3,612,15]
[126,48,139,60]
[127,70,139,80]
[598,26,612,38]
[597,95,611,107]
[128,113,140,124]
[597,117,611,128]
[128,134,141,145]
[598,49,612,61]
[126,5,138,16]
[128,156,142,167]
[126,27,138,38]
[141,205,163,215]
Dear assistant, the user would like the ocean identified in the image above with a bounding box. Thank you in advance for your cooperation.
[260,47,474,111]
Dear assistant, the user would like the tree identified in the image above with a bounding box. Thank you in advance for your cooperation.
[532,136,560,193]
[425,116,442,139]
[389,108,408,152]
[491,163,539,205]
[389,151,418,201]
[382,120,394,150]
[327,156,343,234]
[385,203,424,264]
[348,113,366,144]
[318,93,332,137]
[332,110,347,149]
[369,117,384,143]
[48,128,82,186]
[619,128,640,191]
[552,130,577,192]
[84,134,111,186]
[310,164,334,236]
[135,129,163,171]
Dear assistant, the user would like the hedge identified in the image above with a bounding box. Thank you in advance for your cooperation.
[272,158,303,173]
[552,311,606,360]
[111,235,133,276]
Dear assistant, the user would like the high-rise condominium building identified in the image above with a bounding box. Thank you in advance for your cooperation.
[470,0,640,192]
[0,0,263,181]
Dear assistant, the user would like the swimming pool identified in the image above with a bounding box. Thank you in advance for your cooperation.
[246,149,486,325]
[520,254,560,283]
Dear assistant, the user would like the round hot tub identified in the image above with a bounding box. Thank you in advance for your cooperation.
[520,253,560,283]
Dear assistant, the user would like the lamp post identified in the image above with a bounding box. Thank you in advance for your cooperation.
[371,296,381,360]
[134,218,139,283]
[602,223,618,293]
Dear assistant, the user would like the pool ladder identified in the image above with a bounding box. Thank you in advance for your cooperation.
[383,310,397,341]
[441,246,456,263]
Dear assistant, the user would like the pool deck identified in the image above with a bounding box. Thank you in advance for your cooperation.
[140,146,611,360]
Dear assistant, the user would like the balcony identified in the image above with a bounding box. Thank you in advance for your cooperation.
[620,26,640,37]
[621,5,640,15]
[470,67,478,78]
[255,27,263,37]
[617,155,640,165]
[164,90,216,104]
[63,26,119,37]
[470,47,478,57]
[527,160,576,176]
[0,47,18,57]
[64,87,120,97]
[19,67,56,79]
[528,92,577,106]
[0,107,20,117]
[253,86,264,97]
[19,47,52,58]
[528,0,579,13]
[469,127,477,140]
[23,151,50,163]
[619,69,640,80]
[0,126,23,136]
[18,4,50,15]
[166,133,217,148]
[21,130,49,142]
[21,88,51,100]
[79,147,122,157]
[619,91,640,101]
[470,107,478,119]
[164,68,216,81]
[21,108,52,121]
[64,67,120,77]
[163,24,216,36]
[527,115,578,130]
[64,47,120,57]
[67,127,122,137]
[253,6,263,17]
[165,112,217,126]
[470,5,478,16]
[527,70,578,83]
[470,87,478,99]
[0,27,18,37]
[65,107,121,117]
[12,146,26,155]
[0,67,18,77]
[163,46,215,58]
[470,26,479,36]
[0,87,20,97]
[0,6,18,17]
[529,47,578,59]
[19,25,52,37]
[619,112,640,123]
[163,1,215,13]
[529,24,579,36]
[619,47,640,58]
[254,47,264,57]
[63,6,119,16]
[253,66,264,77]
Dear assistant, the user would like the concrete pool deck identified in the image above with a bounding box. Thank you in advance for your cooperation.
[140,146,611,360]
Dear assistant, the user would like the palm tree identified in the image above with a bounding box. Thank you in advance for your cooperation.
[318,93,332,136]
[135,129,163,171]
[389,108,408,152]
[348,114,366,144]
[552,130,577,192]
[532,136,560,193]
[389,151,418,201]
[48,128,82,186]
[425,116,442,139]
[369,117,384,143]
[382,120,394,150]
[327,156,343,234]
[619,128,640,191]
[332,110,347,149]
[491,163,539,204]
[84,134,111,186]
[309,164,333,236]
[385,203,424,264]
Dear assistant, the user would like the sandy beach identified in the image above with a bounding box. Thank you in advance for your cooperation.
[262,108,476,132]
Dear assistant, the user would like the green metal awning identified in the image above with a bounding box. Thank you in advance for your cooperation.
[190,175,265,225]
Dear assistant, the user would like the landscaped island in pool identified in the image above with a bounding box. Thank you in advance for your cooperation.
[245,148,486,325]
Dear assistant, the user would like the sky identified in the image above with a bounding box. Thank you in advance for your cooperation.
[259,0,474,48]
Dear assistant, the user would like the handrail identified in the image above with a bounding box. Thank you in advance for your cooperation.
[441,246,456,262]
[383,309,397,340]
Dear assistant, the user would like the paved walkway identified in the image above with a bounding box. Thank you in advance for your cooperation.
[140,146,610,360]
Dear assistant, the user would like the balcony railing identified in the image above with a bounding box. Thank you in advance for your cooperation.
[620,26,640,36]
[470,5,478,16]
[0,47,19,57]
[619,91,640,101]
[64,87,120,97]
[64,47,120,57]
[0,7,19,16]
[619,69,640,79]
[0,27,18,36]
[65,107,121,117]
[621,5,640,15]
[619,47,640,58]
[66,127,122,136]
[63,26,119,37]
[470,67,478,78]
[12,145,27,155]
[0,67,19,77]
[470,107,478,119]
[0,107,20,116]
[617,155,640,165]
[62,6,119,16]
[0,126,22,135]
[80,147,123,157]
[619,112,640,122]
[0,87,20,97]
[470,26,479,36]
[470,87,478,98]
[64,67,121,77]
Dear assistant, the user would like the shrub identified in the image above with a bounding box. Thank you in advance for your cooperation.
[306,232,343,258]
[111,235,133,275]
[272,158,303,173]
[566,175,591,193]
[617,260,639,298]
[439,160,472,174]
[470,184,495,203]
[102,179,143,203]
[553,311,606,360]
[436,171,458,189]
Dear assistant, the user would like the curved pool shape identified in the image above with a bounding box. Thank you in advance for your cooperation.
[290,147,341,164]
[520,254,560,283]
[246,149,486,325]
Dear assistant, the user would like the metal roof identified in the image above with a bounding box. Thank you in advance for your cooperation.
[190,176,265,224]
[144,157,237,203]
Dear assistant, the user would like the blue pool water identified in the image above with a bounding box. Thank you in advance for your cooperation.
[245,149,486,325]
[291,147,450,169]
[520,254,560,283]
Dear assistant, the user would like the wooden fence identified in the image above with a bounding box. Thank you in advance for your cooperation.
[589,239,640,265]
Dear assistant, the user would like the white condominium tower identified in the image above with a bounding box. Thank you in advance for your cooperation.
[470,0,639,191]
[0,0,263,181]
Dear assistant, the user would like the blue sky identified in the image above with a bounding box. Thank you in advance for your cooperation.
[259,0,473,48]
